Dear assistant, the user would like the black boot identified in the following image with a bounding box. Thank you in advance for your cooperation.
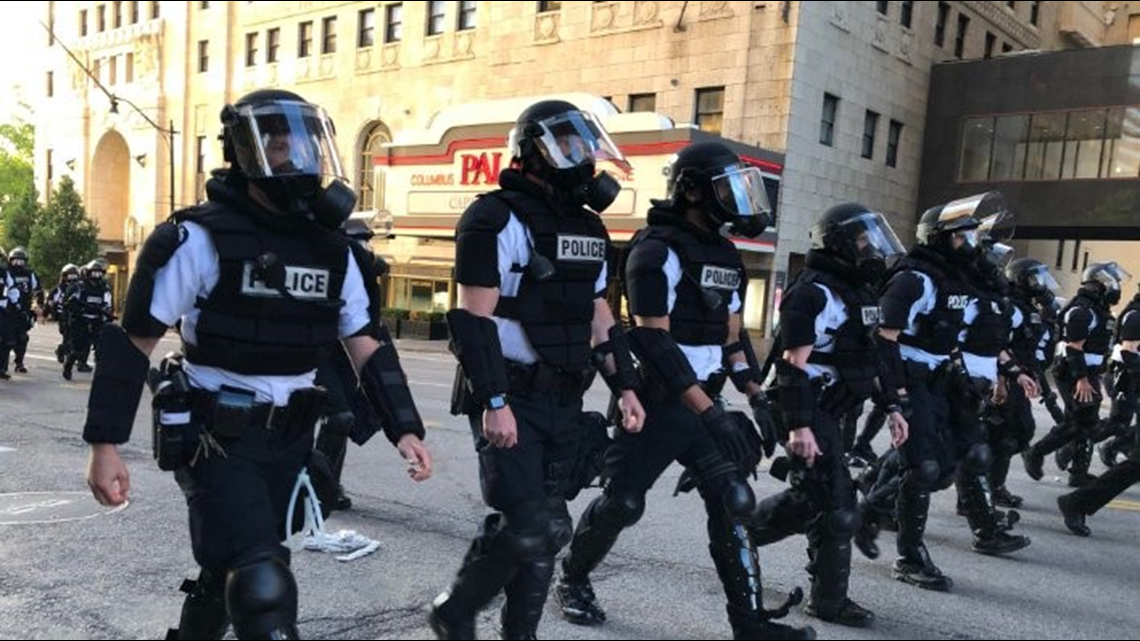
[166,572,230,640]
[62,356,74,381]
[1057,494,1091,537]
[55,343,66,364]
[556,495,626,626]
[1021,447,1045,481]
[959,474,1031,556]
[430,515,521,640]
[316,412,354,510]
[500,557,553,640]
[554,565,605,626]
[991,485,1024,509]
[852,500,880,560]
[803,525,874,629]
[894,489,953,592]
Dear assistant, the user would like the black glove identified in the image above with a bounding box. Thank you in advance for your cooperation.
[700,405,750,469]
[748,393,778,459]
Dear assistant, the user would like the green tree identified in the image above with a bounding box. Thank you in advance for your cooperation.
[2,187,41,250]
[0,110,36,241]
[28,176,99,283]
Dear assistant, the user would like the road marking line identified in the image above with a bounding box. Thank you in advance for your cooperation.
[1107,499,1140,512]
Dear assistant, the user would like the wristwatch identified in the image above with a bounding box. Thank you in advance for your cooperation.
[485,394,508,411]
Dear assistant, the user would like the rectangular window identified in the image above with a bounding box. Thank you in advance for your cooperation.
[199,0,209,8]
[196,135,207,174]
[1024,112,1068,180]
[97,4,106,32]
[1072,240,1082,273]
[385,4,403,43]
[538,1,561,12]
[955,14,970,58]
[820,93,839,147]
[113,0,122,28]
[628,93,656,113]
[1030,0,1040,25]
[886,119,903,167]
[876,1,889,15]
[985,31,996,58]
[958,116,994,181]
[358,8,375,48]
[196,40,209,72]
[1065,108,1109,180]
[694,87,725,135]
[46,71,54,97]
[321,16,337,54]
[427,0,445,36]
[129,0,138,23]
[900,0,913,28]
[458,0,477,30]
[266,28,280,63]
[935,2,950,46]
[125,52,133,82]
[108,55,118,85]
[298,21,313,58]
[990,114,1029,180]
[1055,240,1066,269]
[150,0,159,20]
[245,32,258,67]
[79,9,88,36]
[862,110,879,159]
[46,149,53,181]
[1104,107,1140,178]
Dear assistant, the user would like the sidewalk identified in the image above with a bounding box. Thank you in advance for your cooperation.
[393,337,451,354]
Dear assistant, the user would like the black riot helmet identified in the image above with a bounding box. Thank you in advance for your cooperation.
[811,202,905,286]
[1006,258,1060,307]
[62,263,80,282]
[220,89,356,227]
[1081,261,1132,306]
[915,192,1005,265]
[85,258,106,282]
[507,99,627,212]
[8,247,27,268]
[667,141,773,238]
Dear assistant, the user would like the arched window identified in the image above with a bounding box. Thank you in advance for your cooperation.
[357,121,391,211]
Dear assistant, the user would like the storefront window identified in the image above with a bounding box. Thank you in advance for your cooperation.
[958,117,994,181]
[989,114,1028,181]
[388,276,452,312]
[743,278,767,331]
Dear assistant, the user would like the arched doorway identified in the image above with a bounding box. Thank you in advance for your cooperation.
[89,131,131,310]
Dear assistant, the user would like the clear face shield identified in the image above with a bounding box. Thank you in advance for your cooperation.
[845,212,906,263]
[1025,265,1060,294]
[527,110,629,173]
[1094,262,1133,294]
[710,165,772,222]
[228,101,347,186]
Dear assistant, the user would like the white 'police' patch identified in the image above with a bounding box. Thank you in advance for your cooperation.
[700,265,741,290]
[947,295,971,310]
[1030,313,1042,324]
[861,306,881,325]
[555,235,606,262]
[241,263,331,300]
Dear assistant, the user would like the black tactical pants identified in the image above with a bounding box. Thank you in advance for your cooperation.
[1031,370,1103,482]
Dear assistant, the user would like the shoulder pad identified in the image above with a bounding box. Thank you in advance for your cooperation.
[625,238,671,275]
[457,193,512,234]
[883,270,926,301]
[781,278,829,315]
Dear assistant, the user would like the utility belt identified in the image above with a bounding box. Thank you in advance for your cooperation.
[506,360,596,404]
[1052,355,1104,381]
[189,386,327,439]
[904,358,955,395]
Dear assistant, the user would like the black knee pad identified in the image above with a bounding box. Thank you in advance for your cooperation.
[597,492,645,528]
[224,548,298,639]
[906,459,941,490]
[321,410,355,437]
[495,502,553,562]
[546,506,573,553]
[721,479,757,523]
[962,443,993,475]
[824,506,860,538]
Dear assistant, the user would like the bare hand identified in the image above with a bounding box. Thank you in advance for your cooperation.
[396,434,433,481]
[483,406,518,449]
[1017,374,1040,399]
[619,390,646,434]
[1075,378,1097,405]
[888,411,909,448]
[788,427,822,468]
[86,444,130,506]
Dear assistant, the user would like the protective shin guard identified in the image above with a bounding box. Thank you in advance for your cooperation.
[501,557,555,640]
[225,551,300,640]
[561,494,640,582]
[168,570,230,640]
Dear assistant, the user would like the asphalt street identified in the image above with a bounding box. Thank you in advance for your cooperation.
[1,323,1137,640]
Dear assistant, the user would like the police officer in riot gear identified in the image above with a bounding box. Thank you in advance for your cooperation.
[82,89,433,641]
[748,202,909,628]
[0,248,13,380]
[0,247,41,375]
[63,259,113,380]
[947,215,1034,556]
[552,141,812,640]
[992,258,1061,507]
[855,194,988,592]
[1057,286,1140,536]
[1096,285,1140,468]
[51,264,81,363]
[430,99,645,641]
[1023,262,1131,487]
